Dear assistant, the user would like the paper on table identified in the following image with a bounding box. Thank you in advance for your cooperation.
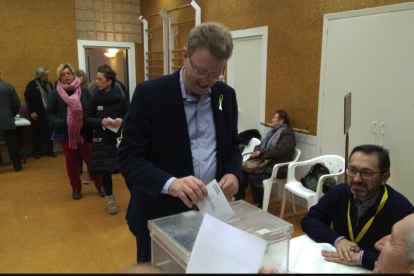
[197,179,234,222]
[186,213,268,273]
[103,117,121,133]
[290,243,337,273]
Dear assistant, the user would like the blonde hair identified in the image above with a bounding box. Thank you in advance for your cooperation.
[75,69,89,86]
[33,66,50,80]
[56,63,74,80]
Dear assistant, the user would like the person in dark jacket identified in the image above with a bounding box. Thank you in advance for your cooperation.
[87,64,129,101]
[301,144,414,270]
[0,70,22,171]
[24,66,57,159]
[83,67,129,214]
[234,109,296,208]
[45,63,104,200]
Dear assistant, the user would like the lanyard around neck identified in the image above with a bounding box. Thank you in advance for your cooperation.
[347,185,388,244]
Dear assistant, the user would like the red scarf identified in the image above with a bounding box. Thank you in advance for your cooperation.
[57,77,84,149]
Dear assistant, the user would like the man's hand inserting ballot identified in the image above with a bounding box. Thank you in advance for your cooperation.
[218,174,239,197]
[169,176,208,208]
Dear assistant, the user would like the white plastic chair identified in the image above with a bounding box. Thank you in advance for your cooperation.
[241,138,261,162]
[261,148,301,212]
[280,155,345,219]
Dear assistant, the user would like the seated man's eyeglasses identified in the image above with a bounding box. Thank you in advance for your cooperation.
[189,57,225,81]
[346,167,383,180]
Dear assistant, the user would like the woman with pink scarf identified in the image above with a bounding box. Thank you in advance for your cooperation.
[45,63,104,200]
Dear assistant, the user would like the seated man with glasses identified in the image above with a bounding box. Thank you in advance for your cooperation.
[301,144,414,270]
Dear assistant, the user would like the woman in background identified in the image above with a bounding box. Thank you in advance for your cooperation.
[24,66,57,159]
[234,110,296,208]
[83,68,129,214]
[45,63,104,200]
[83,67,129,214]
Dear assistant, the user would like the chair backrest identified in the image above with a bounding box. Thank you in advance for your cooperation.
[292,148,301,162]
[242,137,261,162]
[286,154,345,183]
[320,155,345,174]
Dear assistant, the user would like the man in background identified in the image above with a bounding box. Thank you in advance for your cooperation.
[0,70,22,171]
[302,144,414,270]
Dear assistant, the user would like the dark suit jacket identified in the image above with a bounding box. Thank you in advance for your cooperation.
[24,80,53,129]
[117,70,242,243]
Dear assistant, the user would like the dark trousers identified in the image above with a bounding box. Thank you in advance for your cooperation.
[234,170,271,205]
[102,172,112,196]
[34,129,53,153]
[77,150,83,168]
[2,129,22,168]
[134,229,152,263]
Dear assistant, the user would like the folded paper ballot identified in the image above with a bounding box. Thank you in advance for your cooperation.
[197,179,234,222]
[186,213,268,273]
[103,117,121,133]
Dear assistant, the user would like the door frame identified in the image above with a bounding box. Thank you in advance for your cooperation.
[77,40,136,101]
[227,26,268,135]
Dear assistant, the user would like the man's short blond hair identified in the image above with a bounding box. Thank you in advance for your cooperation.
[186,22,233,60]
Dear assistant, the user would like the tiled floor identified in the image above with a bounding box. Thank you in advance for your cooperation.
[0,153,306,273]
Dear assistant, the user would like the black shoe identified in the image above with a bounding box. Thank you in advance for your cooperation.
[97,187,105,197]
[72,189,82,200]
[34,152,41,159]
[14,165,22,172]
[47,151,57,157]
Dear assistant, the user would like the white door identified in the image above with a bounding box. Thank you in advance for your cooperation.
[317,3,414,204]
[227,27,268,139]
[379,8,414,197]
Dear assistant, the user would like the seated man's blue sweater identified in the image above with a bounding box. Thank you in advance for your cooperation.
[301,183,414,270]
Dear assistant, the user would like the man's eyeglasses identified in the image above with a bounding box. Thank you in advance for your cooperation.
[189,57,225,81]
[60,71,73,77]
[346,167,383,180]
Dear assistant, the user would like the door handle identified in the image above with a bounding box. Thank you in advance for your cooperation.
[372,122,377,133]
[380,123,385,135]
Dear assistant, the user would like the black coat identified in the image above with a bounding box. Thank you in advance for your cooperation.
[83,87,129,175]
[256,126,296,178]
[45,86,92,134]
[0,79,20,130]
[117,69,242,248]
[24,80,53,129]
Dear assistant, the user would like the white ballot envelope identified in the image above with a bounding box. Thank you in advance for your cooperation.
[186,213,268,273]
[103,117,121,133]
[197,179,234,222]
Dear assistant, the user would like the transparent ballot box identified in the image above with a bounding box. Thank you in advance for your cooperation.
[148,200,294,273]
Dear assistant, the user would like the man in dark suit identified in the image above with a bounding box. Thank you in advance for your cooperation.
[0,70,22,171]
[117,22,242,263]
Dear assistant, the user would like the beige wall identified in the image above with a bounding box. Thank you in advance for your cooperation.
[139,0,412,135]
[0,0,78,100]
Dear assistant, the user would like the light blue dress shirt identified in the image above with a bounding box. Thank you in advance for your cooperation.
[161,68,218,194]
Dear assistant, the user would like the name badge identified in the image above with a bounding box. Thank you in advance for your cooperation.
[97,106,103,110]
